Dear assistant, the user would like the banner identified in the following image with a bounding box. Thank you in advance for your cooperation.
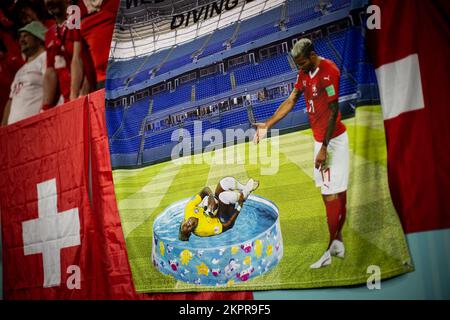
[367,0,450,233]
[104,0,412,292]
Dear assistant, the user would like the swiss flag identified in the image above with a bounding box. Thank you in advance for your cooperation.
[0,98,103,299]
[0,92,252,300]
[367,0,450,233]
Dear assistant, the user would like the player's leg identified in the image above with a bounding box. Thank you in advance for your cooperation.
[310,140,333,268]
[323,193,341,248]
[336,191,347,242]
[310,193,340,269]
[310,132,349,268]
[216,176,259,199]
[325,132,349,259]
[215,177,246,194]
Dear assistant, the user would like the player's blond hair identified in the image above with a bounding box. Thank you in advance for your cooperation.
[291,38,314,59]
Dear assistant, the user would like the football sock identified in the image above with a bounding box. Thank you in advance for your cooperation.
[324,197,341,248]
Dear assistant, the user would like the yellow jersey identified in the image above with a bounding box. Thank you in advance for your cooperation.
[184,195,223,237]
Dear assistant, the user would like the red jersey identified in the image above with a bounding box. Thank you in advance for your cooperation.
[45,22,81,102]
[294,58,346,142]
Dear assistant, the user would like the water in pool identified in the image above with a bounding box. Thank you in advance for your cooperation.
[152,195,283,286]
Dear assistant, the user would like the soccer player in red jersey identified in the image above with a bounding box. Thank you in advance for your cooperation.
[253,38,349,269]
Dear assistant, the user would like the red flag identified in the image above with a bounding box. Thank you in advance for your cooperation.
[0,98,103,299]
[367,0,450,233]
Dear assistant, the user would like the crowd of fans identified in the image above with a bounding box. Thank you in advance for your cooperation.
[0,0,118,126]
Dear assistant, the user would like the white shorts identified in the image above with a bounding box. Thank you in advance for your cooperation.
[313,131,349,195]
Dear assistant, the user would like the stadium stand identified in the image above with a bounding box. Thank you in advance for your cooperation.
[196,73,232,101]
[106,1,377,167]
[152,83,192,113]
[198,25,235,58]
[234,54,292,86]
[106,0,354,90]
[231,7,281,48]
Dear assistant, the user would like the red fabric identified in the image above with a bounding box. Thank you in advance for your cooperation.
[43,19,56,30]
[367,0,450,233]
[80,0,119,84]
[0,98,96,299]
[294,58,346,142]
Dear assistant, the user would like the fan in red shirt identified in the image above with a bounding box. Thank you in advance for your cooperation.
[253,38,350,269]
[77,0,119,89]
[42,0,91,109]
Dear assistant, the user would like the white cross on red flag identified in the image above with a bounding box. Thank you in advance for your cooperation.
[0,98,108,299]
[367,0,450,233]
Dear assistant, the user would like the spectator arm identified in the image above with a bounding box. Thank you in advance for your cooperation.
[70,41,84,100]
[42,67,59,107]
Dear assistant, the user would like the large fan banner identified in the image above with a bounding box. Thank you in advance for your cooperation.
[104,0,412,293]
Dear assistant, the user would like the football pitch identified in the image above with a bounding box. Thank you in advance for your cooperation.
[112,105,413,293]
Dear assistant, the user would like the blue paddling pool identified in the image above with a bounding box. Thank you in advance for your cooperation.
[152,195,283,286]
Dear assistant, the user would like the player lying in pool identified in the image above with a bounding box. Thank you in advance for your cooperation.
[178,177,259,241]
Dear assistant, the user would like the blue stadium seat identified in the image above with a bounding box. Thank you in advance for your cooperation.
[106,107,125,137]
[217,109,248,129]
[233,23,278,48]
[198,24,236,58]
[196,73,232,100]
[110,136,141,154]
[234,54,292,86]
[157,37,206,75]
[152,83,192,113]
[113,97,150,139]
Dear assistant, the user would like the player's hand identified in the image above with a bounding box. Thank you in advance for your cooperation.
[252,122,268,144]
[315,146,327,170]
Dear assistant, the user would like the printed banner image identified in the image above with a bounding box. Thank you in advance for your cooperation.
[105,0,412,292]
[110,106,412,292]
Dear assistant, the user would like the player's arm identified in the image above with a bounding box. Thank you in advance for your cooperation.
[221,198,244,232]
[315,99,339,170]
[323,100,339,147]
[267,88,302,128]
[1,99,12,126]
[253,88,302,143]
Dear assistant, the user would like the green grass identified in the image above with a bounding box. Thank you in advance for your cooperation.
[112,106,413,292]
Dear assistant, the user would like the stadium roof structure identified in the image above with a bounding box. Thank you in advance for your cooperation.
[111,0,285,60]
